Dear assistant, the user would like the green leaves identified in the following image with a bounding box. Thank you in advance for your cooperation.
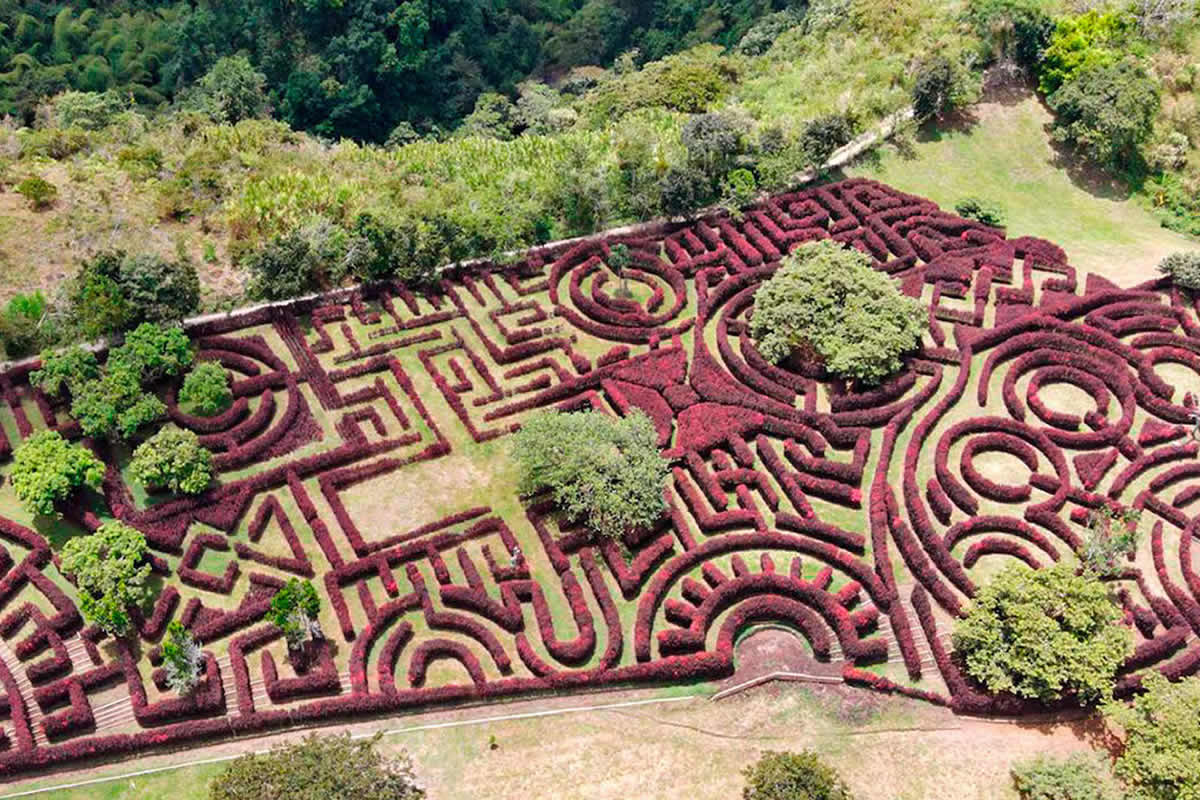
[749,239,926,385]
[9,430,104,517]
[130,427,214,496]
[109,323,194,383]
[512,410,668,539]
[268,578,321,648]
[30,345,99,399]
[1047,57,1159,171]
[179,362,233,417]
[70,363,166,439]
[59,521,151,636]
[952,564,1132,705]
[1105,672,1200,800]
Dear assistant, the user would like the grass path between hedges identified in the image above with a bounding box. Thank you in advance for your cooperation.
[846,90,1199,286]
[0,682,1099,800]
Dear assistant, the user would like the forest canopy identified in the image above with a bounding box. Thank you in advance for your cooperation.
[0,0,797,140]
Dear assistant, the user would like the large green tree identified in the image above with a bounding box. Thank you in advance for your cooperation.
[1047,58,1160,171]
[9,431,105,517]
[130,428,214,496]
[749,239,926,385]
[512,410,668,539]
[70,364,167,440]
[952,564,1132,704]
[60,522,152,636]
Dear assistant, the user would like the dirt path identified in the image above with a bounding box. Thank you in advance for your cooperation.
[0,631,1106,800]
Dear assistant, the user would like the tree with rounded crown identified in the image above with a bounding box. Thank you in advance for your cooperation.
[209,733,424,800]
[512,410,667,539]
[179,362,233,416]
[9,431,105,517]
[750,239,926,385]
[269,578,322,649]
[60,522,152,636]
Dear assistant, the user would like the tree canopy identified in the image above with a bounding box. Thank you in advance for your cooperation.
[9,431,105,517]
[130,428,214,496]
[749,239,926,385]
[59,521,152,636]
[742,750,853,800]
[179,362,233,416]
[209,733,424,800]
[0,0,793,141]
[952,564,1131,704]
[1104,672,1200,800]
[1047,58,1160,171]
[512,410,668,539]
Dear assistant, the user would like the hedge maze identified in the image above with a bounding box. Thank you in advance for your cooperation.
[0,178,1198,774]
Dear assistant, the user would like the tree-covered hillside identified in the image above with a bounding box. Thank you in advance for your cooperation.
[0,0,794,139]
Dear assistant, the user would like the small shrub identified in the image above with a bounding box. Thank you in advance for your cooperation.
[9,430,105,517]
[512,410,668,539]
[1011,754,1120,800]
[742,750,853,800]
[116,145,164,179]
[1158,251,1200,290]
[162,621,204,695]
[59,522,151,636]
[737,9,807,55]
[682,112,753,190]
[1081,503,1141,576]
[50,90,127,130]
[459,93,517,140]
[180,362,232,416]
[955,196,1007,227]
[244,230,322,300]
[130,428,213,496]
[269,578,322,649]
[799,113,857,167]
[952,564,1131,704]
[658,166,711,218]
[912,56,959,120]
[1148,131,1189,171]
[15,177,57,210]
[722,168,758,210]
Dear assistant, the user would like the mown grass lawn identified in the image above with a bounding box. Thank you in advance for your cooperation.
[847,91,1198,286]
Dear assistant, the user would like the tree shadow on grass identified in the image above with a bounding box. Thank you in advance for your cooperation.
[34,511,88,551]
[916,108,981,142]
[1012,708,1124,759]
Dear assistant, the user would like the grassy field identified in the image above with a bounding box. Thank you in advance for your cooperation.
[847,90,1199,285]
[1,683,1099,800]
